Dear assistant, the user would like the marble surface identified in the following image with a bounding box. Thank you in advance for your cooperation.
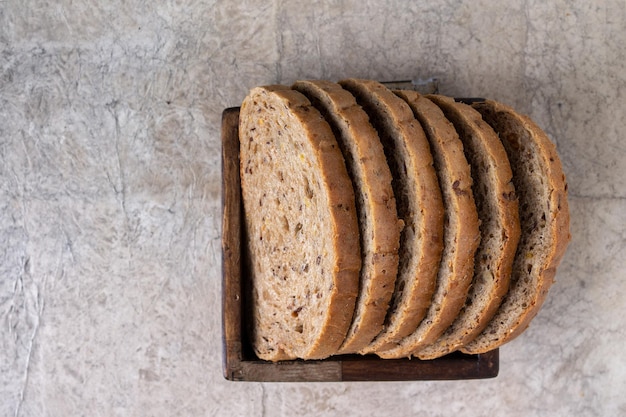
[1,0,625,415]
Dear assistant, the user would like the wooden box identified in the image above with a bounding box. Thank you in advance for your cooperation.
[221,107,499,382]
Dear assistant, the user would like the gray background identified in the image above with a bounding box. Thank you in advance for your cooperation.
[1,0,625,416]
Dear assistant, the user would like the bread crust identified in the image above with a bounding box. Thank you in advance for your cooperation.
[338,79,444,355]
[239,85,361,360]
[415,95,521,359]
[377,90,480,359]
[460,99,571,354]
[292,80,402,354]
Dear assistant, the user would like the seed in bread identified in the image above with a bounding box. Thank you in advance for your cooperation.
[338,79,445,355]
[415,95,521,359]
[292,80,403,354]
[239,85,361,361]
[460,99,571,354]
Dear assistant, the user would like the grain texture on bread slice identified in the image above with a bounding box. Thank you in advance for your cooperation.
[377,91,480,359]
[460,99,571,354]
[239,85,361,361]
[338,79,444,354]
[415,95,521,359]
[292,80,402,354]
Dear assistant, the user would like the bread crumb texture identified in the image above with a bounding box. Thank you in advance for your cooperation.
[240,85,360,360]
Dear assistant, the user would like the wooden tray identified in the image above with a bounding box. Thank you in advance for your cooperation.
[221,107,499,382]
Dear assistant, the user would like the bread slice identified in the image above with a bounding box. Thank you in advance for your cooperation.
[414,95,521,359]
[292,80,402,354]
[460,99,571,354]
[377,91,480,359]
[338,79,444,354]
[239,85,361,361]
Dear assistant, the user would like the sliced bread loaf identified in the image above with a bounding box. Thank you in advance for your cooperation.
[377,91,480,359]
[239,85,361,361]
[460,99,571,354]
[292,80,402,354]
[415,95,521,359]
[338,79,445,354]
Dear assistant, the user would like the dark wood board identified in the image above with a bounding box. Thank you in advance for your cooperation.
[221,106,499,382]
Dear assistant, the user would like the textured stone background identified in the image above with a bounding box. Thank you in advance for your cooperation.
[1,0,625,416]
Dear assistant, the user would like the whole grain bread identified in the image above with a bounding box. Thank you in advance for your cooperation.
[460,99,571,354]
[415,95,521,359]
[338,79,445,355]
[377,90,480,359]
[292,80,402,354]
[239,85,361,361]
